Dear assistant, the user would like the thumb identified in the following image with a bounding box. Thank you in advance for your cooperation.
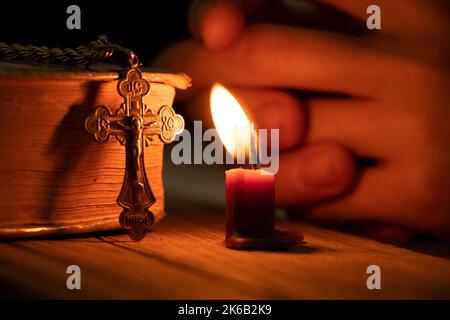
[189,0,246,50]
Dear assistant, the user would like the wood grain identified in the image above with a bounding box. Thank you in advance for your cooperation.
[0,209,449,299]
[0,65,188,237]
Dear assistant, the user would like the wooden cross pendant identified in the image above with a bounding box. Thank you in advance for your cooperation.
[85,67,184,240]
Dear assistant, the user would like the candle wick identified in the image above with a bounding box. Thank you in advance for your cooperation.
[250,123,260,170]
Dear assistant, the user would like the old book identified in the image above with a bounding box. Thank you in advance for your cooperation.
[0,62,190,239]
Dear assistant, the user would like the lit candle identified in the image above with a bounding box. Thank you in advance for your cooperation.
[226,168,275,237]
[211,84,303,250]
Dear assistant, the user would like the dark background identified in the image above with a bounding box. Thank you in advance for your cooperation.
[0,1,191,65]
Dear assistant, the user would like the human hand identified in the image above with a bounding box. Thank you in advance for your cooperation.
[154,0,450,242]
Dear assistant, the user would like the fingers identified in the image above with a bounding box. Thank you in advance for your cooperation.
[276,143,356,206]
[302,162,450,238]
[350,224,414,244]
[305,98,392,157]
[230,88,307,150]
[185,87,393,157]
[314,0,446,38]
[154,24,397,97]
[185,87,307,150]
[189,0,246,50]
[304,166,394,223]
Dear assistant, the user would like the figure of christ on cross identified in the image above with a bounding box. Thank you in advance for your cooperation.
[114,114,158,241]
[85,67,184,240]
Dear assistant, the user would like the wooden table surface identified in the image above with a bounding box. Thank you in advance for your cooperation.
[1,205,450,299]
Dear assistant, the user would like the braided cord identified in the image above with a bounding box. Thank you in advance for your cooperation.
[0,35,136,68]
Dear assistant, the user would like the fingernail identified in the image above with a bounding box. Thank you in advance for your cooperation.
[251,103,283,130]
[250,98,306,150]
[189,0,218,39]
[299,148,339,188]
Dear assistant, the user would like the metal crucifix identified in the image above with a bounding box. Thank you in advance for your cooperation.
[85,64,184,240]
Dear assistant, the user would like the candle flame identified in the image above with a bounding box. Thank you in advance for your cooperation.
[210,83,252,157]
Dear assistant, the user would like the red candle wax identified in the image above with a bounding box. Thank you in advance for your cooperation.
[226,168,275,238]
[225,168,304,250]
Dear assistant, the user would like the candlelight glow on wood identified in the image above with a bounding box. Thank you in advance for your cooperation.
[210,84,303,250]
